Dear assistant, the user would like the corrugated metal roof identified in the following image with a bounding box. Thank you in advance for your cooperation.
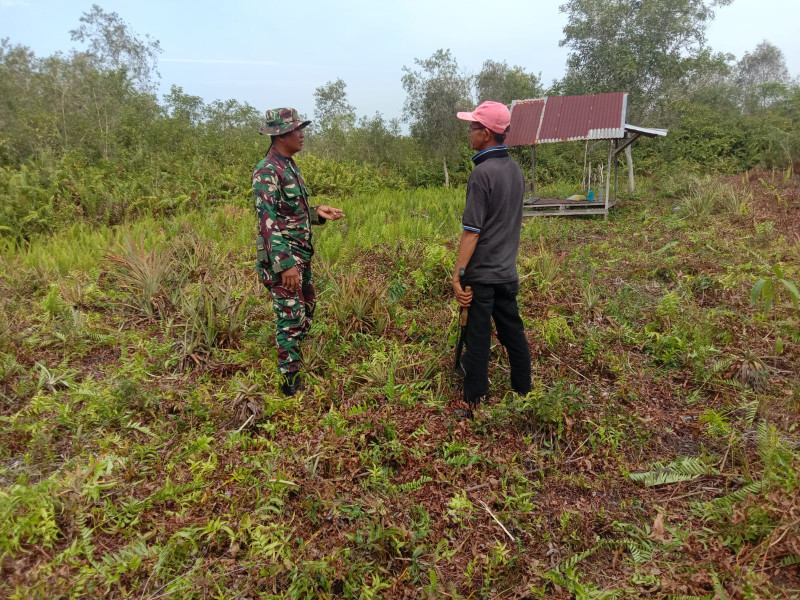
[507,92,628,146]
[624,123,668,137]
[506,99,545,147]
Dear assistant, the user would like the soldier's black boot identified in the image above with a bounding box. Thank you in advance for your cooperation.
[280,371,303,397]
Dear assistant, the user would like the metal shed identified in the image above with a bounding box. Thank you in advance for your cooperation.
[507,92,667,217]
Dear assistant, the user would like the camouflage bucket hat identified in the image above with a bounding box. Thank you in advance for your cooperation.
[260,107,311,136]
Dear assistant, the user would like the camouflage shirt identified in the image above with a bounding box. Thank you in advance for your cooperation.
[252,146,325,275]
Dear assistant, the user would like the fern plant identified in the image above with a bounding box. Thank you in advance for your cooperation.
[780,554,800,567]
[544,565,623,599]
[536,313,575,350]
[0,480,61,557]
[756,421,796,489]
[390,475,433,494]
[630,456,716,487]
[94,539,152,591]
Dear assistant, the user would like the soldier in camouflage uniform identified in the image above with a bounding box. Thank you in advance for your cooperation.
[252,108,345,396]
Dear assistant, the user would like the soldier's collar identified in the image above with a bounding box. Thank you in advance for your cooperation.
[268,146,289,161]
[269,147,301,170]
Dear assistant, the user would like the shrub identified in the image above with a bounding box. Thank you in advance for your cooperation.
[177,277,249,353]
[495,381,583,446]
[325,270,390,335]
[678,176,749,219]
[410,243,453,296]
[536,313,575,350]
[521,238,564,296]
[296,153,407,197]
[105,235,176,318]
[0,480,61,556]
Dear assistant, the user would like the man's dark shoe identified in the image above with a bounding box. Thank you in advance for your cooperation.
[280,372,303,397]
[454,394,488,419]
[465,394,488,408]
[453,407,474,420]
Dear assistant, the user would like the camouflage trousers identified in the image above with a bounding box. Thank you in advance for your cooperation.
[262,261,316,375]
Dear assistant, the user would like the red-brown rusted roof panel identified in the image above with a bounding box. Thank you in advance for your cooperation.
[505,98,545,147]
[507,92,628,146]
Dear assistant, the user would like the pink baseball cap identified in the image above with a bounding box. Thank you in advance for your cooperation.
[456,101,511,134]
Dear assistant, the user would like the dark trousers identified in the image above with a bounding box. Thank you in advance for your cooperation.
[461,281,531,401]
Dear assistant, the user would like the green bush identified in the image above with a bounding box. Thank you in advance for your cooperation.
[297,153,407,197]
[0,480,62,556]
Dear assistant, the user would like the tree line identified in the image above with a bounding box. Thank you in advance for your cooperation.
[1,1,798,239]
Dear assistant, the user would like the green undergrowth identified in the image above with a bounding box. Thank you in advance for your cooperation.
[0,149,412,244]
[1,171,799,598]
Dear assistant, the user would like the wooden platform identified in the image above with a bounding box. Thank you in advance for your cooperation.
[523,196,616,217]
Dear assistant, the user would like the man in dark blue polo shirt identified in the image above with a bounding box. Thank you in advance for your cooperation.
[453,101,532,412]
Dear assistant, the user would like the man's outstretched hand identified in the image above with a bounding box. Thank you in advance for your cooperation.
[317,205,345,221]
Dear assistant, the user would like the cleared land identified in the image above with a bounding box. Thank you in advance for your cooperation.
[1,170,799,599]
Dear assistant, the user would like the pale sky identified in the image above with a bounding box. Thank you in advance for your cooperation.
[2,0,799,122]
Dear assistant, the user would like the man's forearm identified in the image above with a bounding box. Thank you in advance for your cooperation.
[453,230,479,280]
[309,206,327,226]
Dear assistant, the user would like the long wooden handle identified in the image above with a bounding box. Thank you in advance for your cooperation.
[460,286,471,326]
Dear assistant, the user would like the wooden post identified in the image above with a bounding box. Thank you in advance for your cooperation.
[531,144,536,199]
[614,139,619,207]
[625,144,635,193]
[582,140,589,192]
[604,140,612,219]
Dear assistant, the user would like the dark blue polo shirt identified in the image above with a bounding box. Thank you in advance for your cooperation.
[461,146,525,284]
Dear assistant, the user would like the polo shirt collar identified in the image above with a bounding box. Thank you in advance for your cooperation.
[472,145,509,166]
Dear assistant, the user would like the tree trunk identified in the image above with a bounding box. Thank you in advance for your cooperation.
[625,144,635,193]
[443,156,450,189]
[60,86,69,152]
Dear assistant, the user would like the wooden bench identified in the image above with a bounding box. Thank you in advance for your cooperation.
[523,195,616,217]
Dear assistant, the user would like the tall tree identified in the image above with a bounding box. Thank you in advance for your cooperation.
[476,60,542,105]
[203,99,260,132]
[558,0,732,122]
[736,41,790,89]
[0,39,39,161]
[349,112,404,165]
[63,6,163,159]
[313,78,356,130]
[402,49,472,187]
[163,85,205,126]
[558,0,732,192]
[735,41,791,113]
[312,79,356,159]
[70,4,161,92]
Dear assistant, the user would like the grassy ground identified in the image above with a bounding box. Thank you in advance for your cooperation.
[1,169,799,599]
